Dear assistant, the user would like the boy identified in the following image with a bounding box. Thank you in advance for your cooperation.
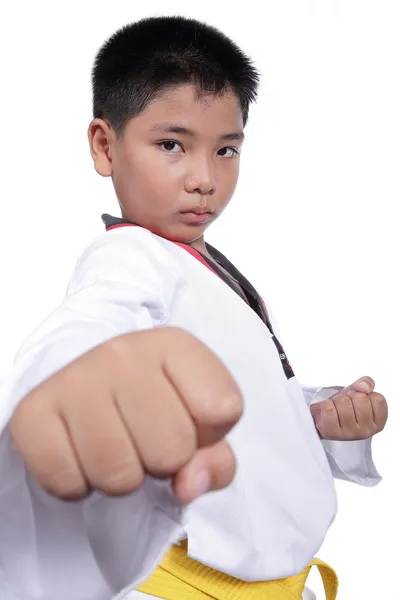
[0,16,387,600]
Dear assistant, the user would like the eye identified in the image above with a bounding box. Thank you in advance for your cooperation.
[218,147,240,158]
[158,140,183,153]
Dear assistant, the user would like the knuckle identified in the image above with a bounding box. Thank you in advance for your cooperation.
[371,394,388,423]
[102,333,136,366]
[355,429,371,440]
[217,391,244,425]
[324,403,337,416]
[41,470,88,500]
[373,393,386,406]
[167,326,192,338]
[11,392,41,435]
[146,428,196,476]
[374,421,386,433]
[338,395,354,409]
[95,462,144,496]
[319,425,338,440]
[163,326,194,345]
[200,391,244,429]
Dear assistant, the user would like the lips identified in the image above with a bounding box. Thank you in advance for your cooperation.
[180,211,212,224]
[182,208,211,215]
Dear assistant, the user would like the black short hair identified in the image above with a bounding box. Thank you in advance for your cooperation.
[92,16,260,135]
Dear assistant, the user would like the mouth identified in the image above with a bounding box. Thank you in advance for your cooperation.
[180,210,212,224]
[181,207,212,215]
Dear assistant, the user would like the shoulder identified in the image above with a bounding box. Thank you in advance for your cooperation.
[67,227,181,295]
[75,226,178,273]
[79,226,170,261]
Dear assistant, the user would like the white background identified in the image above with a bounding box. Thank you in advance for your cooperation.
[0,1,398,598]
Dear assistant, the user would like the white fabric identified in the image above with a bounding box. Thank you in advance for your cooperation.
[303,587,317,600]
[0,226,380,600]
[264,304,381,486]
[301,384,381,485]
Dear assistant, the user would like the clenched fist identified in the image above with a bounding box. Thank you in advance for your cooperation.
[10,327,243,504]
[310,376,388,441]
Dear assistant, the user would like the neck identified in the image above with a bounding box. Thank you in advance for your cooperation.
[187,235,208,256]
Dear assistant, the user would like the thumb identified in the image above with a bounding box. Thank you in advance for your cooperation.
[172,440,236,504]
[342,376,375,395]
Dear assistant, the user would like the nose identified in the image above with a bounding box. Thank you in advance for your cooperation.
[184,156,216,196]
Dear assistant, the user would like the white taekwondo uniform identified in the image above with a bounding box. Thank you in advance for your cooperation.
[0,215,380,600]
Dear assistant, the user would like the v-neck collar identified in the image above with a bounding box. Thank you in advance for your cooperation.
[196,251,251,305]
[101,214,295,380]
[102,214,271,329]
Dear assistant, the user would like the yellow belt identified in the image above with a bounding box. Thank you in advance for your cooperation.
[137,541,338,600]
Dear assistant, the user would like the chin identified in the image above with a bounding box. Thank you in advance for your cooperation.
[160,224,204,244]
[178,222,212,242]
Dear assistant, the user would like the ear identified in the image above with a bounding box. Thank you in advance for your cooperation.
[87,118,115,177]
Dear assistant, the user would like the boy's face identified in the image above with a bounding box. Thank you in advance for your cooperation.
[89,84,244,247]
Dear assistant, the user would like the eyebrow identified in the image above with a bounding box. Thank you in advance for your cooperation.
[150,124,245,142]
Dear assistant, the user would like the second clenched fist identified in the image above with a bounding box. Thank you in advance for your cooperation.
[310,376,388,441]
[10,327,243,504]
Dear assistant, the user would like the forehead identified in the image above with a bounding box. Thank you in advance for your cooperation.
[132,84,243,134]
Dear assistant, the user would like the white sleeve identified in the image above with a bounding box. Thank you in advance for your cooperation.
[0,228,185,600]
[264,299,381,487]
[300,384,381,486]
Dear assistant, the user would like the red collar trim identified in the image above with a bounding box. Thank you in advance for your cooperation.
[107,223,134,231]
[107,222,224,282]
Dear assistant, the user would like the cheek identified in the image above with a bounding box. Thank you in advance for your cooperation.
[132,148,184,184]
[142,163,184,210]
[115,149,157,196]
[219,162,240,193]
[124,147,153,176]
[127,151,184,209]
